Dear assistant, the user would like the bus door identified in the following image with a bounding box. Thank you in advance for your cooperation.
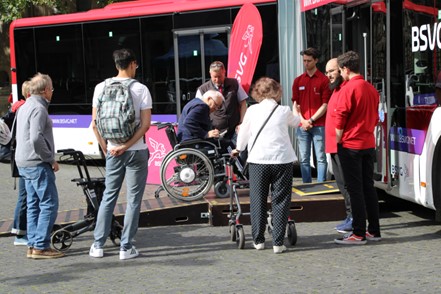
[172,27,230,116]
[332,2,388,182]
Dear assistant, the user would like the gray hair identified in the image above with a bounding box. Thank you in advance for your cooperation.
[203,89,225,103]
[29,73,52,95]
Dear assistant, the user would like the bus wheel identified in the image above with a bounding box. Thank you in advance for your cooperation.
[432,141,441,222]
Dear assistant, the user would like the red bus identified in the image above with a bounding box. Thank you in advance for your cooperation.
[9,0,278,156]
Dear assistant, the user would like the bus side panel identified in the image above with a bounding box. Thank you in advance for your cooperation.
[51,115,100,156]
[390,150,418,204]
[422,107,441,210]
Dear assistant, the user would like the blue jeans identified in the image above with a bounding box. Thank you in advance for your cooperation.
[18,163,59,250]
[93,149,149,250]
[296,126,327,183]
[11,177,27,236]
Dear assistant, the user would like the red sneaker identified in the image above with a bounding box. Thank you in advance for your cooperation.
[366,231,382,241]
[334,233,367,245]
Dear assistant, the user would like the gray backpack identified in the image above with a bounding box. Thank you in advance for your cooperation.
[96,78,138,144]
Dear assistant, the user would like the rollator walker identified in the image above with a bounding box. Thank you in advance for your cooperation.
[50,149,123,251]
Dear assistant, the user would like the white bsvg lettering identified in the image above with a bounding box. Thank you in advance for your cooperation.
[412,22,441,52]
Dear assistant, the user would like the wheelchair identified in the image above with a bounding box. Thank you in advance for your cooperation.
[154,122,245,202]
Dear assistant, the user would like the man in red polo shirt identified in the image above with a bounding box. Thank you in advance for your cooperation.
[292,47,331,183]
[324,58,352,233]
[333,51,381,245]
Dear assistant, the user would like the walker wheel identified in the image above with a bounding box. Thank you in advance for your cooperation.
[267,225,273,236]
[51,229,73,251]
[229,223,236,242]
[287,221,297,246]
[214,181,230,198]
[236,225,245,249]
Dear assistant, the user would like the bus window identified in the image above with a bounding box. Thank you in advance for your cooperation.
[371,7,386,89]
[303,7,331,71]
[15,29,37,97]
[403,0,439,106]
[142,15,174,115]
[84,19,141,108]
[34,24,85,114]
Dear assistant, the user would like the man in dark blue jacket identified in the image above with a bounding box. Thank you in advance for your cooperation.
[177,90,224,142]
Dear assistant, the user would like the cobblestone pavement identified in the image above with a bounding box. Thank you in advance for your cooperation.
[1,161,441,293]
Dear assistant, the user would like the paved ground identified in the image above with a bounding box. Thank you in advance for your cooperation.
[1,160,441,293]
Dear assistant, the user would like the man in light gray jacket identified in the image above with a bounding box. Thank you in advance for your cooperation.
[16,73,64,259]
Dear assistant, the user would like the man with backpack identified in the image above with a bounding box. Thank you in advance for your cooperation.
[90,48,152,260]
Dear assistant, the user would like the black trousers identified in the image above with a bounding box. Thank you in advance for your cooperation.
[249,162,293,246]
[337,145,380,237]
[331,153,352,218]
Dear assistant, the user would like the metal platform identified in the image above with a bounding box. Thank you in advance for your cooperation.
[0,185,345,236]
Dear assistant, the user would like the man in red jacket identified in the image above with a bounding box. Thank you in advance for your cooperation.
[333,51,381,245]
[324,58,352,233]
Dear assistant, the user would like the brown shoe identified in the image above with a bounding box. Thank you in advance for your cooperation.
[27,247,33,258]
[31,248,65,259]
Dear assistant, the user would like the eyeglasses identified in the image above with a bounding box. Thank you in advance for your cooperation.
[210,97,222,110]
[210,61,224,69]
[325,68,339,75]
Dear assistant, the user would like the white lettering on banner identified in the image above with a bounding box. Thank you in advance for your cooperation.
[235,25,254,83]
[302,0,332,9]
[242,25,254,54]
[303,0,321,6]
[412,22,441,52]
[389,133,416,146]
[52,118,78,124]
[148,137,167,166]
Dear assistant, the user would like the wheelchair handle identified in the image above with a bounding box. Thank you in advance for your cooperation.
[57,148,76,155]
[155,122,178,130]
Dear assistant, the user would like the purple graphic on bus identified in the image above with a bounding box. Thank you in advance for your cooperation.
[50,114,178,129]
[389,127,426,155]
[50,115,91,128]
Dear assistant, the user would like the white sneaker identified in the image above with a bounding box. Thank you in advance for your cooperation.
[89,244,103,258]
[253,242,265,250]
[120,246,139,260]
[273,245,286,254]
[14,236,28,246]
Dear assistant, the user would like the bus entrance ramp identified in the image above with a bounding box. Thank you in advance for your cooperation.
[0,182,345,236]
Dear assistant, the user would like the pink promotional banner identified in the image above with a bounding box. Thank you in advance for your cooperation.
[227,3,263,93]
[145,126,174,184]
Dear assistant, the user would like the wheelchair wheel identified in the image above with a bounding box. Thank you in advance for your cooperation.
[110,218,123,247]
[214,180,230,198]
[51,229,73,251]
[160,148,215,202]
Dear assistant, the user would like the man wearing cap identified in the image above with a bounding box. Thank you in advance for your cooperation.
[196,61,248,144]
